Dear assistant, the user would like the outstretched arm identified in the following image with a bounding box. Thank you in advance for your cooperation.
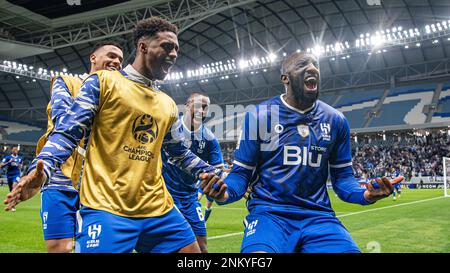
[3,160,45,211]
[330,116,393,205]
[50,77,75,127]
[200,163,253,204]
[162,118,220,179]
[3,75,101,210]
[28,75,100,179]
[200,111,259,204]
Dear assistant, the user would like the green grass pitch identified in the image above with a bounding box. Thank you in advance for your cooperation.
[1,186,449,253]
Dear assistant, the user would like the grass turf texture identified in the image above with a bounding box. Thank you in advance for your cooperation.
[1,186,449,253]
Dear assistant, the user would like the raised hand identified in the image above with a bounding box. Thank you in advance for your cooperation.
[364,176,403,203]
[3,160,47,211]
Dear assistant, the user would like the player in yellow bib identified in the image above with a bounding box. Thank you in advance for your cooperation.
[36,42,123,253]
[5,17,220,253]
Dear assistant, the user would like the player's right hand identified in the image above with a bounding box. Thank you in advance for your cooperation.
[3,160,47,211]
[199,173,229,203]
[364,176,403,203]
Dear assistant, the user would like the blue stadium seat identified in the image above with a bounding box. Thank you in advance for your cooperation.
[433,83,450,118]
[6,129,46,142]
[335,89,384,108]
[370,100,421,127]
[389,83,436,96]
[342,107,372,128]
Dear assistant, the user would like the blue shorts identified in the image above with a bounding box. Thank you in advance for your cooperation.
[40,188,80,240]
[173,197,206,237]
[7,175,20,184]
[75,206,196,253]
[241,209,360,253]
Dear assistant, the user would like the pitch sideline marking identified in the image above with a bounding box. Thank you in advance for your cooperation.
[208,232,245,240]
[336,196,445,218]
[208,196,446,240]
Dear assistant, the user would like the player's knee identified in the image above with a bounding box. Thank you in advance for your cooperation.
[197,236,208,253]
[46,238,73,253]
[177,241,201,253]
[199,243,208,253]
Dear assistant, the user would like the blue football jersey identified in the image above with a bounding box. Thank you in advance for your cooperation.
[2,155,23,178]
[233,95,357,213]
[163,116,224,199]
[390,171,402,189]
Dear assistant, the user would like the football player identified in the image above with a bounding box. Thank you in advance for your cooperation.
[201,52,398,253]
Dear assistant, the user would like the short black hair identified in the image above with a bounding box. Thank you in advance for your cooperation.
[90,41,123,55]
[281,51,314,75]
[133,16,178,47]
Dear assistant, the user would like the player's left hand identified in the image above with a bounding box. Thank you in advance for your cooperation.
[364,177,394,203]
[199,173,229,202]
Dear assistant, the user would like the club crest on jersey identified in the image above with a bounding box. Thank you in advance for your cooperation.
[86,224,102,248]
[320,123,331,141]
[297,124,310,138]
[197,140,206,153]
[132,114,159,144]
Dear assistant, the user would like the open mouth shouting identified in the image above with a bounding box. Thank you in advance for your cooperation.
[304,74,318,92]
[161,60,174,74]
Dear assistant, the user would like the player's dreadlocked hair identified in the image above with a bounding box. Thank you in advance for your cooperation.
[133,17,179,47]
[90,41,123,55]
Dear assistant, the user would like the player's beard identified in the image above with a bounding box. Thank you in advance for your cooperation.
[289,73,319,106]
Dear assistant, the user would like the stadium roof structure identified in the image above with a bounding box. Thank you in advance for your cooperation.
[1,0,450,125]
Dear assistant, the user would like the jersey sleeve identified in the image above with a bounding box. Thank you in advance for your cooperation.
[163,117,218,179]
[207,137,224,168]
[329,114,353,169]
[218,110,260,204]
[27,75,100,180]
[328,114,371,205]
[50,77,74,127]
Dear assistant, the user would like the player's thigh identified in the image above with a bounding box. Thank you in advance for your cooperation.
[241,212,290,253]
[40,189,79,241]
[176,199,207,237]
[46,238,74,253]
[75,206,140,253]
[7,179,13,191]
[136,207,197,253]
[299,216,360,253]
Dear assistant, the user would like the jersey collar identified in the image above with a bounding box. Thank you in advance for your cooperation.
[280,94,316,114]
[79,73,89,81]
[122,64,159,89]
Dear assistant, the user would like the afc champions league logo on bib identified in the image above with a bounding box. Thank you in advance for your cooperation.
[132,114,159,144]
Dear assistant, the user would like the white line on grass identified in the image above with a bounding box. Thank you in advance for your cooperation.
[209,232,245,240]
[208,196,446,240]
[336,196,445,218]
